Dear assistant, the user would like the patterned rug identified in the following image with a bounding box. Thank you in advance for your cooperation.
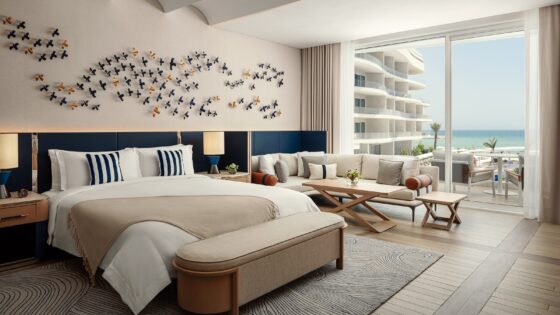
[0,236,442,315]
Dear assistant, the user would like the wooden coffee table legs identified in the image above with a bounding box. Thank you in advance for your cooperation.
[421,201,462,231]
[317,190,396,233]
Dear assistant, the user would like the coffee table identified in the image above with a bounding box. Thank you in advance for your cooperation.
[303,179,405,233]
[416,191,467,231]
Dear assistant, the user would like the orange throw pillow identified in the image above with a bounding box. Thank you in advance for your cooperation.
[251,172,278,186]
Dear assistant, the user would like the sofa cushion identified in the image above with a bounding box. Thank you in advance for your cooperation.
[279,153,298,176]
[275,176,316,193]
[274,160,289,183]
[297,152,324,176]
[251,172,278,186]
[377,159,404,185]
[309,163,337,180]
[252,154,280,172]
[387,188,416,201]
[326,154,362,177]
[362,154,419,184]
[258,155,276,175]
[395,157,420,185]
[302,156,327,178]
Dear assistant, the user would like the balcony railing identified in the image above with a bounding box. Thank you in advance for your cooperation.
[354,131,423,139]
[354,107,431,120]
[355,53,409,79]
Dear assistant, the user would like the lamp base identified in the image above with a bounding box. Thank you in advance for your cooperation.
[207,156,221,174]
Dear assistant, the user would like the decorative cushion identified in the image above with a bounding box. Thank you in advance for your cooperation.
[48,149,62,191]
[405,174,433,190]
[274,160,289,183]
[297,152,324,176]
[308,163,338,180]
[397,158,420,185]
[157,149,185,176]
[376,159,404,185]
[57,148,141,190]
[361,154,382,180]
[137,144,194,177]
[326,154,362,177]
[302,155,327,178]
[85,152,124,185]
[251,172,278,186]
[279,153,298,176]
[258,155,276,175]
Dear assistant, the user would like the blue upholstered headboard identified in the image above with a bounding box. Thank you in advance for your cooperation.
[251,131,327,155]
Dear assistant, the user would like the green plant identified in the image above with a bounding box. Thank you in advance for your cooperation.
[345,169,360,181]
[483,137,498,153]
[512,167,520,174]
[225,163,239,174]
[399,148,410,156]
[430,122,441,150]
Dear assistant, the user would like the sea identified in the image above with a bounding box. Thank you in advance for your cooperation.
[418,130,525,150]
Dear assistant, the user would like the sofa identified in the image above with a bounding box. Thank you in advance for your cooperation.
[251,153,439,221]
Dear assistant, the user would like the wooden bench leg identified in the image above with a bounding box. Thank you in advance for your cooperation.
[336,227,344,270]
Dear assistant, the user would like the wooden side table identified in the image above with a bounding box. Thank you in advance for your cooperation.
[416,191,466,231]
[197,171,250,183]
[0,192,49,266]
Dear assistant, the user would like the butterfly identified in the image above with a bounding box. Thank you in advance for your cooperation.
[2,16,13,25]
[25,47,34,56]
[117,91,125,102]
[59,97,67,106]
[130,48,139,57]
[175,77,182,86]
[148,69,154,77]
[89,67,97,75]
[135,90,142,98]
[49,92,57,101]
[270,110,281,118]
[45,39,54,48]
[60,50,68,59]
[151,77,158,84]
[187,55,194,64]
[91,104,100,111]
[69,101,78,110]
[9,42,19,50]
[177,96,184,105]
[245,102,253,110]
[55,82,65,91]
[34,74,44,81]
[80,100,89,107]
[105,57,113,66]
[168,89,175,97]
[88,87,97,98]
[189,97,196,108]
[156,93,162,102]
[121,52,129,60]
[120,63,127,71]
[272,100,279,108]
[238,98,244,104]
[83,75,91,83]
[141,56,148,67]
[113,54,120,63]
[124,77,131,86]
[158,58,164,66]
[66,86,76,94]
[21,32,30,40]
[52,28,60,37]
[183,111,190,119]
[258,63,265,68]
[113,67,120,76]
[60,40,68,49]
[38,53,47,62]
[99,80,107,90]
[103,69,112,77]
[112,77,120,87]
[172,107,179,116]
[140,69,147,77]
[126,88,134,96]
[16,21,26,29]
[169,58,176,70]
[151,106,160,117]
[277,79,284,87]
[138,79,146,90]
[228,101,237,108]
[98,61,106,70]
[129,63,136,71]
[143,97,150,105]
[159,82,166,90]
[164,101,171,109]
[6,30,16,39]
[220,63,229,73]
[40,85,49,92]
[249,84,255,91]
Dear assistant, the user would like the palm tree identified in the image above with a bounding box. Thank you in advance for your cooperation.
[483,137,498,153]
[430,122,441,150]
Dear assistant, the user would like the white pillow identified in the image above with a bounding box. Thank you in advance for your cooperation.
[258,155,276,175]
[279,153,298,176]
[136,144,194,177]
[308,163,337,180]
[48,149,62,191]
[297,151,324,177]
[57,148,141,190]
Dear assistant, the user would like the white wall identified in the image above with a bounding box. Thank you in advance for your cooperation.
[0,0,301,132]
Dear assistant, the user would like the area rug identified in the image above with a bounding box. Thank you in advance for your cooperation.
[0,236,442,315]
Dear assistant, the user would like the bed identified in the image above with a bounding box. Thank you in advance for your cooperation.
[42,146,319,314]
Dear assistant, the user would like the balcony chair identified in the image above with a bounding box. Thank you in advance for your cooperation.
[505,154,524,201]
[432,151,496,196]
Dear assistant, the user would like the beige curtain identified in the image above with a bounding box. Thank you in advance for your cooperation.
[301,44,341,153]
[539,4,560,224]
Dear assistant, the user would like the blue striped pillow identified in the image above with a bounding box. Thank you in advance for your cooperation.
[85,152,124,185]
[157,149,185,176]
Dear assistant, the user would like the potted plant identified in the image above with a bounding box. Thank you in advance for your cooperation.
[345,169,361,185]
[225,163,239,174]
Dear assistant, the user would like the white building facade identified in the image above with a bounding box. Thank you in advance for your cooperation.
[353,49,431,155]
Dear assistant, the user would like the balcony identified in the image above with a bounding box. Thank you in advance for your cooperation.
[354,131,423,140]
[355,53,409,79]
[354,107,431,121]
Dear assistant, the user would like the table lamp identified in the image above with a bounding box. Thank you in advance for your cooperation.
[0,134,18,199]
[203,131,224,174]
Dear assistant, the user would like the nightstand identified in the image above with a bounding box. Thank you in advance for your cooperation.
[0,192,48,266]
[197,171,251,183]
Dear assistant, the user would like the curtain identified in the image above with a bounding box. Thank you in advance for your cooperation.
[335,42,355,154]
[539,4,560,224]
[301,44,340,153]
[523,9,541,220]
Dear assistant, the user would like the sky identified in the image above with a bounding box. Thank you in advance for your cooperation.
[410,35,525,131]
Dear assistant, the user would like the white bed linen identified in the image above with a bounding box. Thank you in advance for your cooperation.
[46,175,319,314]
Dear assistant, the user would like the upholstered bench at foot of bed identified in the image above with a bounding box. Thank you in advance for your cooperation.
[173,212,346,315]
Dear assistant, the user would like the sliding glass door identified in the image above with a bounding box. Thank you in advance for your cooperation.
[354,25,526,212]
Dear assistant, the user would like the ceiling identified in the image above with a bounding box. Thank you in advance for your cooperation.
[159,0,560,48]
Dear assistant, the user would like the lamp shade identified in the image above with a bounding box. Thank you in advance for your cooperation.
[203,132,224,155]
[0,134,18,169]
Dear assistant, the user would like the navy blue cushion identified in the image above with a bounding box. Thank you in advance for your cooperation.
[157,149,185,176]
[85,152,123,185]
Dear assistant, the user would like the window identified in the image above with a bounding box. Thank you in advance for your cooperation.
[354,74,365,87]
[354,98,366,107]
[354,122,365,133]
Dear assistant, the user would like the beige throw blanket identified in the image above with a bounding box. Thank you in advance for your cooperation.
[68,196,279,281]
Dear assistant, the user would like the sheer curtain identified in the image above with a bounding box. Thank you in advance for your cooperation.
[538,5,560,224]
[523,9,541,220]
[334,41,355,154]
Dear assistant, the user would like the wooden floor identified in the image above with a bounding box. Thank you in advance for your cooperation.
[315,197,560,315]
